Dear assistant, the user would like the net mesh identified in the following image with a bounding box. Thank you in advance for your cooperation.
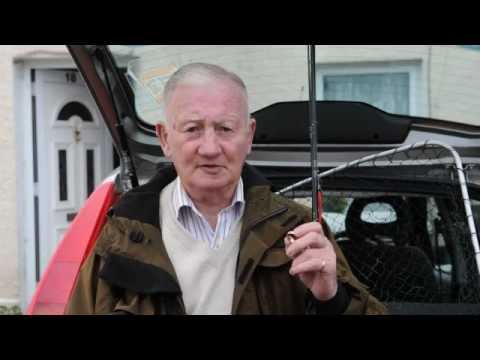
[278,143,480,305]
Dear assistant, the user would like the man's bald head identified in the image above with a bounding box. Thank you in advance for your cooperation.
[163,62,250,122]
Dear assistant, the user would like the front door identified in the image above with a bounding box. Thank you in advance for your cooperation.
[34,69,113,278]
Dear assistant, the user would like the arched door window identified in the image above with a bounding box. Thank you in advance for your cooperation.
[57,101,93,122]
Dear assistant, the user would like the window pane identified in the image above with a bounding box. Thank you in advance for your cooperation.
[58,150,68,201]
[324,73,410,115]
[57,101,93,122]
[86,149,95,197]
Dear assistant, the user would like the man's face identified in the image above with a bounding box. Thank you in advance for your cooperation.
[156,79,256,197]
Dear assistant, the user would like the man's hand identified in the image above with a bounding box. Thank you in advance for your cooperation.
[284,222,338,301]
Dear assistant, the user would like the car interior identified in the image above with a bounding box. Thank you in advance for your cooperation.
[318,189,480,314]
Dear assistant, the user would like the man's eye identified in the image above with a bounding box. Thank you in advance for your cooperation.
[219,126,232,132]
[185,127,199,133]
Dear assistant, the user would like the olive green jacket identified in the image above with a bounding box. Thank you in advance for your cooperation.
[65,165,387,315]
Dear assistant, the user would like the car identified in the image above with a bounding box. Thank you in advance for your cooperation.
[27,45,480,315]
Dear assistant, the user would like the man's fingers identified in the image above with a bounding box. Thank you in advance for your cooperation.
[290,258,328,276]
[288,221,325,239]
[285,232,330,259]
[284,231,298,247]
[290,248,331,270]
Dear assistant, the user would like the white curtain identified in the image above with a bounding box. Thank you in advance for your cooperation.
[323,73,410,115]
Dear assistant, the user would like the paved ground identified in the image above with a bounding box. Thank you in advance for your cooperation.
[0,306,22,315]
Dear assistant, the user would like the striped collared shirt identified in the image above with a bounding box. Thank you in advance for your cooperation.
[172,177,245,249]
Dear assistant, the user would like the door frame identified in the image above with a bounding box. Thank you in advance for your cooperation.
[14,57,116,310]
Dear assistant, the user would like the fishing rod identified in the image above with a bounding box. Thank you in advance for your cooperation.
[307,45,323,223]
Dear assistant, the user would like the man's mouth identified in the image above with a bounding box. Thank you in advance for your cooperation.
[200,164,221,168]
[199,164,223,173]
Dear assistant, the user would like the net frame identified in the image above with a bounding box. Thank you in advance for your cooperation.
[276,140,480,305]
[277,140,480,276]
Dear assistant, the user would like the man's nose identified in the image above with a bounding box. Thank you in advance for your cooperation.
[198,129,221,156]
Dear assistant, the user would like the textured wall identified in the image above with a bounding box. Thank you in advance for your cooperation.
[0,45,67,305]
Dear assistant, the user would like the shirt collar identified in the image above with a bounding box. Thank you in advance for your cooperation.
[173,177,245,220]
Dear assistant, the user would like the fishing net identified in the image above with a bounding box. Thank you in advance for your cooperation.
[277,141,480,306]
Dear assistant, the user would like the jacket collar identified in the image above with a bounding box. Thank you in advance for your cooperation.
[111,163,273,228]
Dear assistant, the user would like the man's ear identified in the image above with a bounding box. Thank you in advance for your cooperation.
[155,122,172,158]
[246,117,256,155]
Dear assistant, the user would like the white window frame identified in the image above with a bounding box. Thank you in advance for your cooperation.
[316,61,426,117]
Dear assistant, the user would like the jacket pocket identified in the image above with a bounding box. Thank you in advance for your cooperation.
[99,253,181,295]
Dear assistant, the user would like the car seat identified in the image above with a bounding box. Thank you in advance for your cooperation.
[338,196,439,303]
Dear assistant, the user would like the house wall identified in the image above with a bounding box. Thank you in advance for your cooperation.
[125,45,480,126]
[0,45,68,306]
[429,46,480,124]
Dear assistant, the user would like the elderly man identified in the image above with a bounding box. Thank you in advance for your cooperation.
[66,63,386,315]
